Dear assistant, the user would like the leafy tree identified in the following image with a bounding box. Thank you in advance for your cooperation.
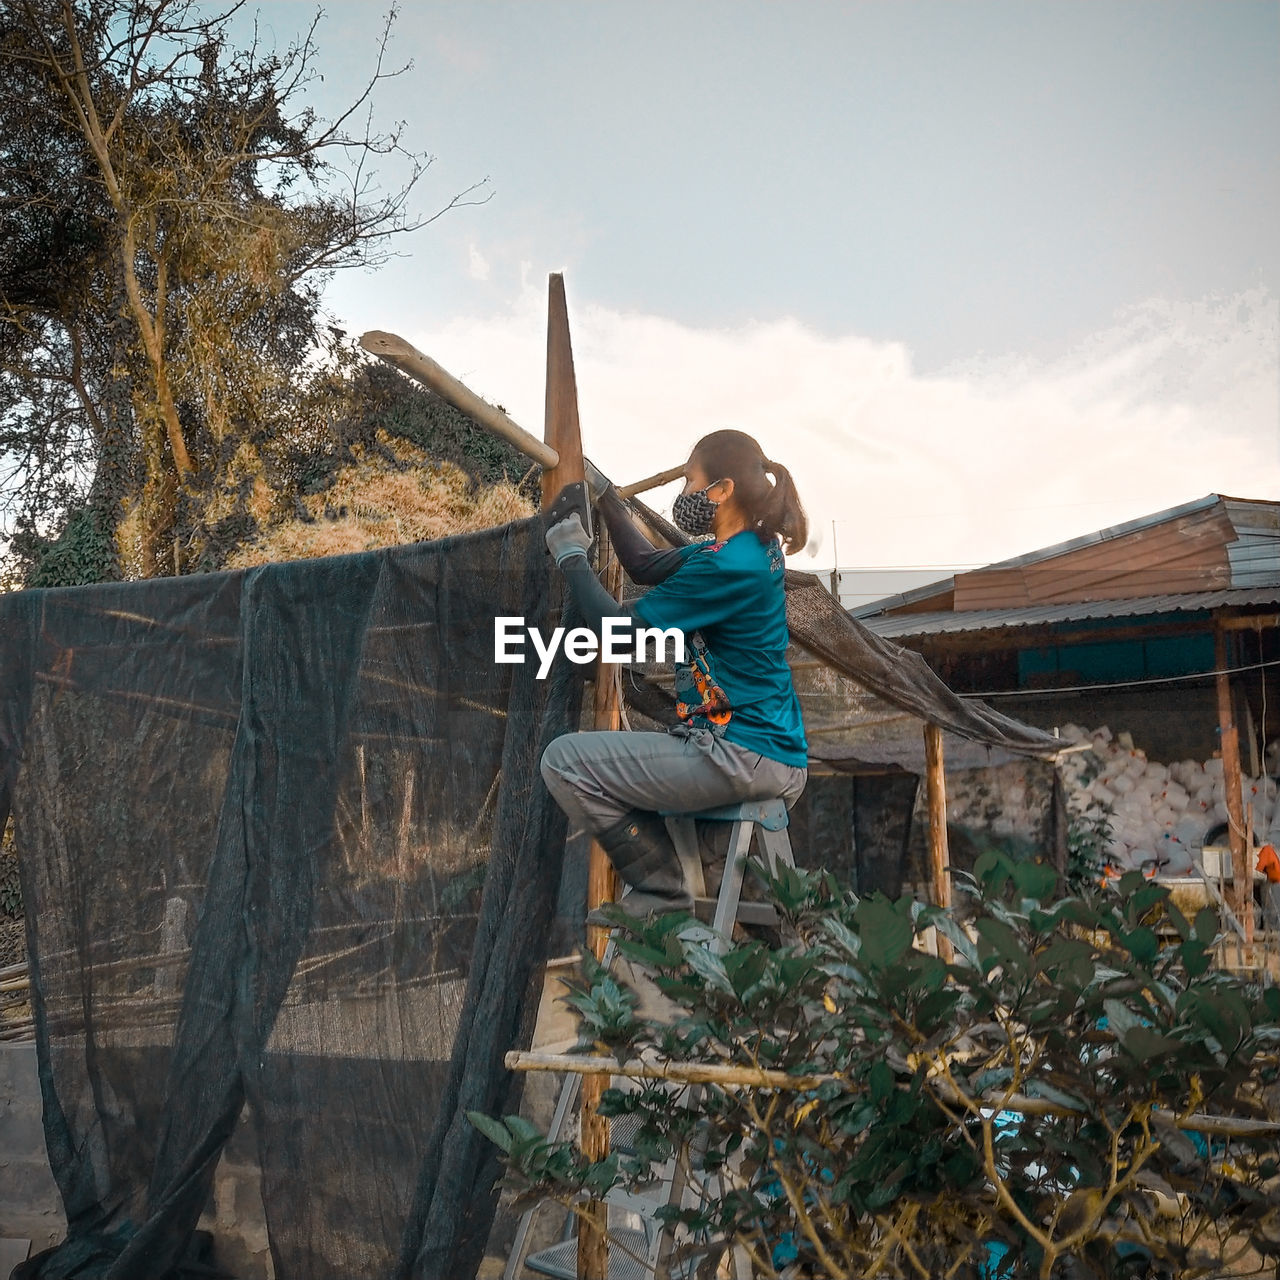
[1,0,489,581]
[474,859,1280,1279]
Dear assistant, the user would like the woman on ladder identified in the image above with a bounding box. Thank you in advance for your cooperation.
[540,428,809,925]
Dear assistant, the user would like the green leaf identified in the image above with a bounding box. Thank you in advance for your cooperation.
[684,943,735,995]
[1166,901,1193,941]
[853,895,913,968]
[1119,926,1159,965]
[505,1114,549,1145]
[1180,939,1211,977]
[1037,938,1096,987]
[1129,883,1169,917]
[974,917,1028,972]
[1193,906,1219,944]
[870,1059,894,1104]
[1012,859,1058,902]
[1102,999,1142,1036]
[927,910,979,967]
[1120,1027,1182,1060]
[466,1111,513,1153]
[820,916,862,961]
[973,850,1015,895]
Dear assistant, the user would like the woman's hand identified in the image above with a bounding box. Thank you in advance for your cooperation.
[545,512,592,565]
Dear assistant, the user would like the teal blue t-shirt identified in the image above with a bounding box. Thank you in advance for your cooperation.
[631,531,808,768]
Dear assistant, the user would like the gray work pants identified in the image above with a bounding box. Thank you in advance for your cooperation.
[540,724,808,837]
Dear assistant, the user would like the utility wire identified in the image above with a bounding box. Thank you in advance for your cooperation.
[965,655,1280,700]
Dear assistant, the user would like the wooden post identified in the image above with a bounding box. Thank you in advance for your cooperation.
[542,275,586,503]
[575,524,623,1280]
[923,723,954,962]
[542,273,612,1280]
[587,523,624,960]
[1215,624,1253,942]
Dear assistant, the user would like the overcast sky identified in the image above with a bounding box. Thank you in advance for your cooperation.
[256,0,1279,594]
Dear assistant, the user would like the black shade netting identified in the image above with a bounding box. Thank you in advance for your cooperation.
[626,497,1062,758]
[0,517,583,1280]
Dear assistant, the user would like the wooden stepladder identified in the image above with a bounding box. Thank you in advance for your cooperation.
[506,799,796,1280]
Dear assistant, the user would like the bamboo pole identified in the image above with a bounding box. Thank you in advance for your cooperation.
[1215,623,1253,942]
[506,1050,833,1091]
[923,723,954,962]
[505,1051,1280,1137]
[618,463,685,499]
[360,331,560,469]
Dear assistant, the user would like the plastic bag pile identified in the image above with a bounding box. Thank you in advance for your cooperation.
[1057,723,1276,875]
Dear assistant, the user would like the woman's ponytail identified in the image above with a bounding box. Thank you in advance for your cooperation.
[761,459,809,556]
[688,430,809,556]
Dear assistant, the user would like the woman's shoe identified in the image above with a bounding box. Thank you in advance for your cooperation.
[585,810,693,926]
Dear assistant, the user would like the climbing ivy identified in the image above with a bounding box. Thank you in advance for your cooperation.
[19,502,121,589]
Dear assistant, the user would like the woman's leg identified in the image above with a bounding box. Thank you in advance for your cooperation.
[539,727,806,920]
[540,728,769,838]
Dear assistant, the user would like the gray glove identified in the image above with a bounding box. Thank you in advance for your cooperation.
[545,511,592,565]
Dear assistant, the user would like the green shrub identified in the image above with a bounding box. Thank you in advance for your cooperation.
[473,856,1280,1279]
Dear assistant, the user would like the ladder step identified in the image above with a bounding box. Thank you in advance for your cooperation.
[692,897,778,926]
[525,1227,653,1280]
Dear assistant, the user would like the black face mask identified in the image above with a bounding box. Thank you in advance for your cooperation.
[671,481,726,536]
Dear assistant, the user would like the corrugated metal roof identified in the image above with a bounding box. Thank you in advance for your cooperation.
[859,585,1280,640]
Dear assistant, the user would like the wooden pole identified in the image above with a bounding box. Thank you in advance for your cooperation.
[542,274,611,1280]
[923,722,954,962]
[1215,623,1253,942]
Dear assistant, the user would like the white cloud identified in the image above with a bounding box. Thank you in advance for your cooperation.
[407,283,1279,575]
[466,243,490,282]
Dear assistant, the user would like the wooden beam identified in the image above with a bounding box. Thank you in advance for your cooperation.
[1214,623,1253,942]
[1214,612,1280,632]
[923,723,954,962]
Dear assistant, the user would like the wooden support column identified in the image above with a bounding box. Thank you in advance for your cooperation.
[542,273,612,1280]
[923,723,954,962]
[587,523,624,960]
[1215,623,1253,942]
[576,524,622,1280]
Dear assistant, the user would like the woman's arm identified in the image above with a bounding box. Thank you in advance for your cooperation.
[597,485,686,585]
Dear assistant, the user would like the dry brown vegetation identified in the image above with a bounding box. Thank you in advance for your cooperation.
[225,431,533,569]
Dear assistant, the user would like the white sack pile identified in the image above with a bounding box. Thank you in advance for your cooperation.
[1057,723,1275,874]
